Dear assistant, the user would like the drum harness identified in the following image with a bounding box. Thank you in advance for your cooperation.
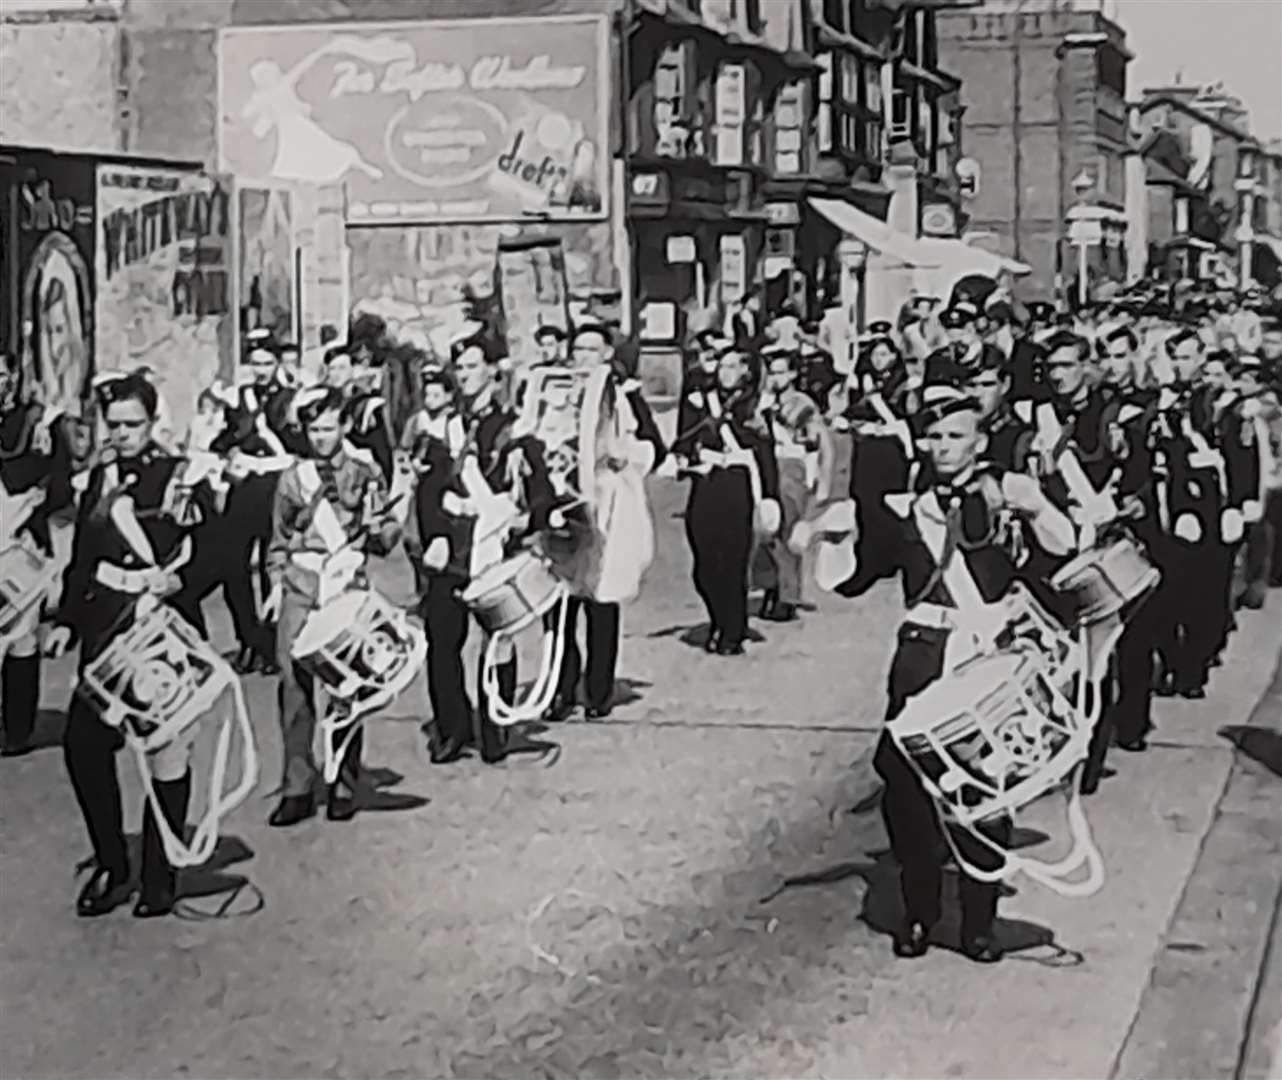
[84,464,258,868]
[890,482,1107,896]
[453,420,572,728]
[291,458,416,781]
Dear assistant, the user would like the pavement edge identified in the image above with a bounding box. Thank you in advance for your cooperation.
[1111,644,1282,1080]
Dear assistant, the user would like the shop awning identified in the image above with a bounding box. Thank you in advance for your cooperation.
[808,197,926,266]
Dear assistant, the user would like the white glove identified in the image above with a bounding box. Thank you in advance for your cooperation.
[261,582,283,623]
[43,625,72,659]
[423,537,450,571]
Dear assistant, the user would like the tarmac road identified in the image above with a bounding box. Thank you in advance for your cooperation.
[1,474,1279,1080]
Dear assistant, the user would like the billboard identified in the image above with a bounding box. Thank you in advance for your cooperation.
[95,164,234,444]
[218,15,610,225]
[1,148,96,418]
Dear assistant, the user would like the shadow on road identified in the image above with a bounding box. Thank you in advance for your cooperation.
[439,776,1073,1077]
[1219,724,1282,778]
[646,621,767,650]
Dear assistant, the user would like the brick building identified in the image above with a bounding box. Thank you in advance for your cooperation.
[936,0,1132,301]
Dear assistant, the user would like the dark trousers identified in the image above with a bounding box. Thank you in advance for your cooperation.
[1,653,40,750]
[550,596,620,711]
[420,574,508,761]
[1268,490,1282,586]
[1237,519,1274,606]
[62,593,205,883]
[1153,541,1225,689]
[686,475,753,647]
[876,626,1009,938]
[222,478,276,655]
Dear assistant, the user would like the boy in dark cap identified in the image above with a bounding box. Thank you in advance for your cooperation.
[835,388,1075,963]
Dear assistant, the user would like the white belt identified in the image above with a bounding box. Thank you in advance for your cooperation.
[94,537,192,595]
[238,455,294,476]
[903,603,955,631]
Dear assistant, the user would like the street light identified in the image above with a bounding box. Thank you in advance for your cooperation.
[837,238,868,372]
[1235,144,1258,292]
[1066,170,1100,308]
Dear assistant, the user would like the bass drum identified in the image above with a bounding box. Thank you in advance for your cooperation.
[525,364,655,604]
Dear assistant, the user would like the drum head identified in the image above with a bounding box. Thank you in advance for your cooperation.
[894,653,1024,734]
[293,592,366,659]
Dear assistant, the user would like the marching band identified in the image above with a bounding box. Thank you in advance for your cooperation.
[0,279,1279,967]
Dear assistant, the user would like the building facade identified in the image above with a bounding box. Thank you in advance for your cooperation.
[1134,83,1282,290]
[937,0,1132,302]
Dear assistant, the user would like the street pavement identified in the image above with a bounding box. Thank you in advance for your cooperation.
[1,473,1280,1080]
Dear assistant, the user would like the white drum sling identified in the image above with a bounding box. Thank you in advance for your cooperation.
[291,588,426,782]
[79,601,258,868]
[459,550,569,727]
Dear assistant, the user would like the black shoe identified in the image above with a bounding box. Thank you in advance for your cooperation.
[585,705,613,721]
[1116,737,1148,753]
[759,588,778,620]
[892,921,930,958]
[764,602,799,623]
[255,652,280,676]
[961,935,1003,964]
[268,793,316,828]
[716,640,745,656]
[76,866,133,918]
[544,695,576,723]
[133,888,176,919]
[704,631,721,654]
[232,646,255,675]
[1080,771,1101,796]
[0,741,34,758]
[429,735,467,764]
[326,791,357,822]
[1178,684,1207,700]
[1154,672,1176,697]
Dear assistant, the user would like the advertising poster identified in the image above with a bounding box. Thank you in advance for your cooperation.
[218,15,610,224]
[1,148,96,417]
[238,184,295,343]
[95,164,234,444]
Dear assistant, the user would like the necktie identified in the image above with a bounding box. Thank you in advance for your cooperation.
[317,462,340,507]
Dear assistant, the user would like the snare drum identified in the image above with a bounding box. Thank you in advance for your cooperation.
[0,542,59,648]
[1050,537,1160,627]
[459,551,565,637]
[291,589,426,713]
[889,645,1089,828]
[79,604,232,753]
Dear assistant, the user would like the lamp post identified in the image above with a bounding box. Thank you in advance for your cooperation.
[1235,144,1258,293]
[837,238,868,374]
[1066,170,1100,309]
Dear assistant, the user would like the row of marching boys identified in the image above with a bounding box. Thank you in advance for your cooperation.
[677,291,1282,962]
[0,321,667,920]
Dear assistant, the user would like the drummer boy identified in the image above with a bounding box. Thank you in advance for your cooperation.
[263,387,400,827]
[837,388,1075,963]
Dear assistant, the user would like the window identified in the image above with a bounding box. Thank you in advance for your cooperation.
[654,40,697,159]
[774,80,807,175]
[816,51,834,153]
[865,61,883,115]
[890,88,911,141]
[823,0,844,32]
[921,12,937,70]
[714,61,763,167]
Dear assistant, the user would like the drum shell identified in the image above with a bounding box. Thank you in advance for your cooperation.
[890,648,1086,824]
[460,552,563,636]
[1050,539,1160,626]
[78,606,231,751]
[0,543,56,640]
[292,591,421,708]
